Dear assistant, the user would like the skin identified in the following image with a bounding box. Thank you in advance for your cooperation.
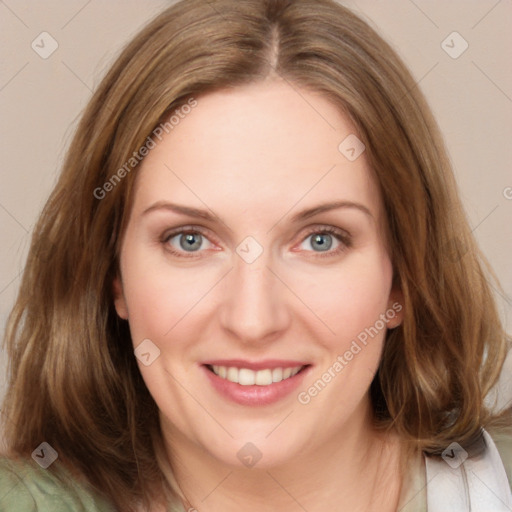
[114,78,405,511]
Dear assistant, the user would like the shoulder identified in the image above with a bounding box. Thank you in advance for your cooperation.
[0,456,115,511]
[487,427,512,489]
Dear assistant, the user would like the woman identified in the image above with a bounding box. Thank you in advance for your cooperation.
[1,0,511,510]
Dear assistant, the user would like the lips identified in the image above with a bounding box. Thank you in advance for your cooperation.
[201,359,311,406]
[202,359,310,371]
[207,364,304,385]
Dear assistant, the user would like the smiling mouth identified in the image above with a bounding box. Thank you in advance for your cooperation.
[205,364,309,386]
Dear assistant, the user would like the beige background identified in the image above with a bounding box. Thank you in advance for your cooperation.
[1,1,511,412]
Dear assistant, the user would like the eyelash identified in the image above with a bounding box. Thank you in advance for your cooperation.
[160,225,352,259]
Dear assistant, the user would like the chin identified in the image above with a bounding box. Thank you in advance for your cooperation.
[199,426,308,470]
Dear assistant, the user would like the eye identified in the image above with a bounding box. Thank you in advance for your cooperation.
[161,225,351,259]
[162,228,215,258]
[298,226,351,258]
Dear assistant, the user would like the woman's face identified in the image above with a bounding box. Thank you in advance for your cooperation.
[114,79,403,469]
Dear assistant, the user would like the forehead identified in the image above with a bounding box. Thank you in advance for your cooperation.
[131,79,381,222]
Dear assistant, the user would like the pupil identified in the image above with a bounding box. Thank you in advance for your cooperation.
[177,233,332,253]
[181,233,202,251]
[313,234,332,251]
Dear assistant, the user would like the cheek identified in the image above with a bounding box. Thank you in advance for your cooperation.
[119,243,204,344]
[292,249,393,348]
[295,253,393,413]
[122,231,394,352]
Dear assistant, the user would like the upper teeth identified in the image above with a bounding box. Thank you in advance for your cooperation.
[211,365,303,386]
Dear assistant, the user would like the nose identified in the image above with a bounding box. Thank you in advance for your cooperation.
[218,246,290,346]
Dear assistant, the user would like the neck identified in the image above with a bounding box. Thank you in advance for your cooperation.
[162,400,404,512]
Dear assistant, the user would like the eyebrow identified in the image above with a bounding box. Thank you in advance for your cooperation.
[141,200,373,223]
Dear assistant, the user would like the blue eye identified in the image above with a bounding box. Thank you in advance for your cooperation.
[299,227,350,258]
[308,233,334,251]
[161,226,351,259]
[178,232,204,251]
[163,230,213,257]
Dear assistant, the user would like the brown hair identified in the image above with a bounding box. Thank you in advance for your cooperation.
[2,0,510,509]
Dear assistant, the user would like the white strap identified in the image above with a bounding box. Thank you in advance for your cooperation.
[425,430,512,511]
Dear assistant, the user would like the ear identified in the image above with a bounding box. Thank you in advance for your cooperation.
[386,284,404,329]
[113,275,129,320]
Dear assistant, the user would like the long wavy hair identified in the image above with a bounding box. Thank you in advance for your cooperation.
[2,0,510,509]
